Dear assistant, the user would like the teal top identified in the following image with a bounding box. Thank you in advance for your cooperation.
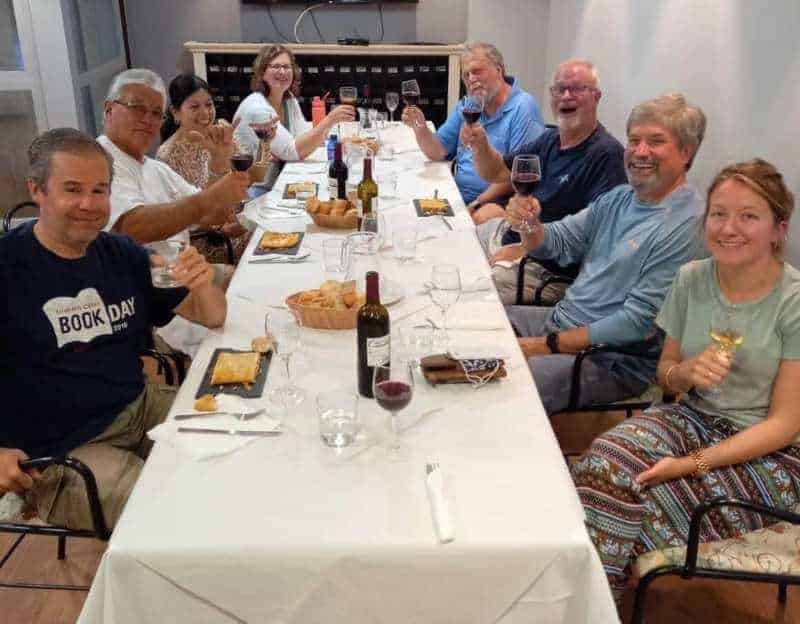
[657,258,800,438]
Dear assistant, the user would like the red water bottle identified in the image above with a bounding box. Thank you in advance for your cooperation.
[312,96,326,126]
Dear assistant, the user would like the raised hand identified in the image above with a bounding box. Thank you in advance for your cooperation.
[401,105,425,129]
[460,122,489,153]
[326,105,356,125]
[172,245,215,291]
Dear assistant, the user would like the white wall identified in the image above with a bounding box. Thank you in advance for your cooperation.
[545,0,800,264]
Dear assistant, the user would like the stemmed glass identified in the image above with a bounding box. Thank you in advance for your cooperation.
[373,361,414,458]
[249,111,275,165]
[461,93,484,128]
[706,305,746,397]
[230,141,255,173]
[267,312,306,408]
[401,80,422,127]
[385,91,399,122]
[430,264,461,351]
[509,154,542,234]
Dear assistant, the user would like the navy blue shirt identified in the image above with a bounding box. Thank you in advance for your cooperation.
[0,223,187,457]
[502,123,627,276]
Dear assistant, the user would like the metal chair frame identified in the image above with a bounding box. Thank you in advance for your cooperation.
[3,202,38,233]
[632,497,800,623]
[0,457,111,591]
[515,255,574,306]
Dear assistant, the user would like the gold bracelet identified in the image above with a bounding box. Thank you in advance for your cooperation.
[690,448,711,477]
[664,363,680,392]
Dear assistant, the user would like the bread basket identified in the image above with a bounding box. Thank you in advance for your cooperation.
[305,197,358,230]
[286,293,358,329]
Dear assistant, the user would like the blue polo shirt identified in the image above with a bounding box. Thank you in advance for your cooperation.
[436,77,544,203]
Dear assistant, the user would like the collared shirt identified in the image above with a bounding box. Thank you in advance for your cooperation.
[436,77,545,203]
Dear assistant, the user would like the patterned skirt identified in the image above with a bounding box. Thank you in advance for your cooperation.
[571,402,800,603]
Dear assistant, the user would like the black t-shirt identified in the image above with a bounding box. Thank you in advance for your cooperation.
[502,123,627,276]
[0,223,187,457]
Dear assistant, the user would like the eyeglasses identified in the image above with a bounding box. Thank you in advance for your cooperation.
[113,100,166,121]
[267,64,293,73]
[549,84,595,97]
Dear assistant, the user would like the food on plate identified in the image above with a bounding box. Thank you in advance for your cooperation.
[210,351,262,385]
[418,198,449,214]
[293,280,365,310]
[285,181,316,198]
[193,394,217,412]
[259,231,301,249]
[251,335,274,354]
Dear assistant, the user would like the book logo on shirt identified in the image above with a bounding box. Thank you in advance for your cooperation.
[42,288,136,348]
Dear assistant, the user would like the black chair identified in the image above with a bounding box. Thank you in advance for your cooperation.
[0,457,111,591]
[3,202,38,233]
[190,228,235,265]
[514,255,574,306]
[632,497,800,623]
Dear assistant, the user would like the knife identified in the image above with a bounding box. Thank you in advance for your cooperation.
[173,411,228,420]
[177,426,282,436]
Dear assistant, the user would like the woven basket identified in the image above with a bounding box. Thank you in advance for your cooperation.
[308,211,358,230]
[286,293,358,329]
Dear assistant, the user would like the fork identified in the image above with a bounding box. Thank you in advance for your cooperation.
[173,408,266,421]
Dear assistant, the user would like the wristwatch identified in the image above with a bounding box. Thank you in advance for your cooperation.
[546,332,560,354]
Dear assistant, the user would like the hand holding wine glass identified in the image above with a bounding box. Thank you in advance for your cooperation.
[373,361,414,457]
[702,305,745,396]
[509,155,542,234]
[249,113,278,165]
[401,80,423,128]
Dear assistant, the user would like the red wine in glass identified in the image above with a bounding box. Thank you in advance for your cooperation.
[403,94,419,107]
[230,153,253,171]
[374,380,413,412]
[511,173,541,196]
[254,128,270,140]
[462,109,481,125]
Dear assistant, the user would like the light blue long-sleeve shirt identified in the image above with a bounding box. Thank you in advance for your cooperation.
[539,184,703,348]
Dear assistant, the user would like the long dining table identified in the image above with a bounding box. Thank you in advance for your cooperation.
[78,123,618,623]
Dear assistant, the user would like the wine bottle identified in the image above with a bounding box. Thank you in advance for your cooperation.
[356,155,378,230]
[357,271,390,398]
[328,141,348,200]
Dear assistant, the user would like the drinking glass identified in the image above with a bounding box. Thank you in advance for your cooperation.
[373,362,414,458]
[509,155,542,234]
[267,313,305,408]
[401,80,422,127]
[146,240,187,288]
[393,226,417,264]
[461,93,484,126]
[317,389,359,449]
[230,142,255,172]
[249,111,275,165]
[705,305,746,397]
[400,324,433,368]
[430,264,461,349]
[339,86,358,106]
[385,91,399,122]
[322,237,350,281]
[377,171,397,197]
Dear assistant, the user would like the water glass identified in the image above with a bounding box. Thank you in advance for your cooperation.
[317,389,359,449]
[377,144,395,161]
[393,226,417,263]
[322,237,350,281]
[146,240,187,288]
[400,324,433,367]
[378,172,397,198]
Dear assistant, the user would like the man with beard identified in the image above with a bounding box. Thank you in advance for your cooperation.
[463,59,627,304]
[503,94,706,415]
[401,42,544,205]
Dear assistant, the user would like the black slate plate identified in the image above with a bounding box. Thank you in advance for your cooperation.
[413,198,454,217]
[252,231,305,256]
[195,348,272,399]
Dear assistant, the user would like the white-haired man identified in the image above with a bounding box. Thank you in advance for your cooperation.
[402,42,545,206]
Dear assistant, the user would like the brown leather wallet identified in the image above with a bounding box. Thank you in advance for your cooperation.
[420,354,507,385]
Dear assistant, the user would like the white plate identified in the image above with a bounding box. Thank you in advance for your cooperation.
[381,278,405,306]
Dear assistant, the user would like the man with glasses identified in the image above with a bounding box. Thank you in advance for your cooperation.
[401,42,544,206]
[462,59,627,305]
[97,68,249,356]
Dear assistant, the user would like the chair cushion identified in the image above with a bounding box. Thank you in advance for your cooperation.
[635,516,800,578]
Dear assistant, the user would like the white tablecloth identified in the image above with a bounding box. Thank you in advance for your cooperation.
[79,123,618,624]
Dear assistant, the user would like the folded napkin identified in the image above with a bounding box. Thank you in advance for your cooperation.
[442,302,506,330]
[421,276,491,294]
[425,463,455,544]
[149,395,281,461]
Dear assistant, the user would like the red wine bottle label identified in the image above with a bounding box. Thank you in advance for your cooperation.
[328,178,337,198]
[366,334,390,367]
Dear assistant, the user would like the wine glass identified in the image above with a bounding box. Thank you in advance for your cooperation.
[230,141,255,173]
[249,111,275,165]
[706,305,746,397]
[461,93,484,126]
[385,91,399,122]
[339,86,358,106]
[401,80,422,127]
[267,313,306,408]
[430,264,461,351]
[509,154,542,234]
[373,361,414,458]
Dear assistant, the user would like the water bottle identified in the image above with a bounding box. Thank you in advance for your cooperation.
[326,134,338,163]
[311,96,326,126]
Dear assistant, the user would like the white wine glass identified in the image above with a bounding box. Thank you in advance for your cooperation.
[430,264,461,351]
[509,154,542,234]
[268,313,306,408]
[706,305,746,397]
[385,91,399,122]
